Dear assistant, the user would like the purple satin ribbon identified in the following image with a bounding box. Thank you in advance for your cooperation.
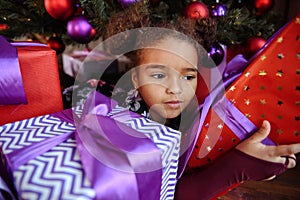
[10,42,46,47]
[213,97,275,145]
[0,36,27,105]
[6,128,74,171]
[76,91,162,200]
[6,109,75,170]
[178,54,259,178]
[76,114,162,200]
[5,91,162,200]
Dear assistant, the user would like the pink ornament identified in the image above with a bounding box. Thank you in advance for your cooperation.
[67,16,96,43]
[44,0,77,21]
[184,1,209,19]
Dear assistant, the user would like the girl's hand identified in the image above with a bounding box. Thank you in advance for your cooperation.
[236,120,299,169]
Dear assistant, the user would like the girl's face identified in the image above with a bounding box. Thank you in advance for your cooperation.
[131,37,198,123]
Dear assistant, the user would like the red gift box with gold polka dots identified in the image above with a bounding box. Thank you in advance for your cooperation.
[188,13,300,168]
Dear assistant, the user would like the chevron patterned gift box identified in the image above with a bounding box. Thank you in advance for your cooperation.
[188,13,300,168]
[0,114,95,199]
[0,91,182,200]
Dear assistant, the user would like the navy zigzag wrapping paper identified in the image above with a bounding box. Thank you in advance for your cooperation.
[0,104,181,200]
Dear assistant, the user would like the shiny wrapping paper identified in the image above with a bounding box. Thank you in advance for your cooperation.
[188,13,300,168]
[0,40,63,125]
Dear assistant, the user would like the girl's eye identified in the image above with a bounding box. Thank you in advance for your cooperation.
[152,73,165,79]
[183,75,196,81]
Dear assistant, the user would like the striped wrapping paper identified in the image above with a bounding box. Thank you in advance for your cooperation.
[0,104,181,200]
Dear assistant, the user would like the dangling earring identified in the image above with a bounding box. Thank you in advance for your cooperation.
[125,88,141,111]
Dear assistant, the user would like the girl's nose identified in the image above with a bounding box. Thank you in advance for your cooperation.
[166,78,183,94]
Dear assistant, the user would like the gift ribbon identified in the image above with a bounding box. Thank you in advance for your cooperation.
[5,114,74,169]
[213,96,275,145]
[177,15,295,175]
[5,91,162,200]
[10,42,46,47]
[76,91,162,200]
[0,36,27,105]
[176,54,249,178]
[76,113,162,200]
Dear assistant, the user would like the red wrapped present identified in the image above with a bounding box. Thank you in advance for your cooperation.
[0,39,63,125]
[188,13,300,168]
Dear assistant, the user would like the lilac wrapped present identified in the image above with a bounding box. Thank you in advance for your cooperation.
[0,91,181,200]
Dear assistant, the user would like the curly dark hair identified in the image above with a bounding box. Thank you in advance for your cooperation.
[103,2,217,58]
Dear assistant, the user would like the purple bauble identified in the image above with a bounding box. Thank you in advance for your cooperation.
[207,42,225,66]
[118,0,141,7]
[67,16,94,43]
[210,3,227,17]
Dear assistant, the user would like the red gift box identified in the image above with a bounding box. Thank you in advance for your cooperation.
[188,13,300,168]
[0,42,63,125]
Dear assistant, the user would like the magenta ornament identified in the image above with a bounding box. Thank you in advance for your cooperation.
[210,3,227,17]
[67,16,95,43]
[207,42,225,66]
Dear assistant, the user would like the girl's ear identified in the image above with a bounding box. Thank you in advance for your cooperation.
[131,68,139,89]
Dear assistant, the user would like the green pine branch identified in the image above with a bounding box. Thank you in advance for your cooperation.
[0,0,285,46]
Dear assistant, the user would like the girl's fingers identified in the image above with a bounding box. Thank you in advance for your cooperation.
[238,120,299,168]
[274,144,300,157]
[284,155,297,168]
[247,120,271,143]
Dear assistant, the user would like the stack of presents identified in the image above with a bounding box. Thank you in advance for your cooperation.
[0,13,299,199]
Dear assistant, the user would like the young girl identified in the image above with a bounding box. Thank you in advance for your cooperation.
[94,4,300,199]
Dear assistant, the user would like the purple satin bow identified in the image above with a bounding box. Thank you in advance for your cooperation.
[6,91,162,200]
[76,91,162,200]
[0,36,27,105]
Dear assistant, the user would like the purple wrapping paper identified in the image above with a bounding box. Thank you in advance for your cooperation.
[0,36,27,105]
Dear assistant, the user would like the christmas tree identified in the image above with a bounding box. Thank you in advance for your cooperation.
[0,0,287,59]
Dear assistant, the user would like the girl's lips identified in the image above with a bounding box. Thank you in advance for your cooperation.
[164,100,183,109]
